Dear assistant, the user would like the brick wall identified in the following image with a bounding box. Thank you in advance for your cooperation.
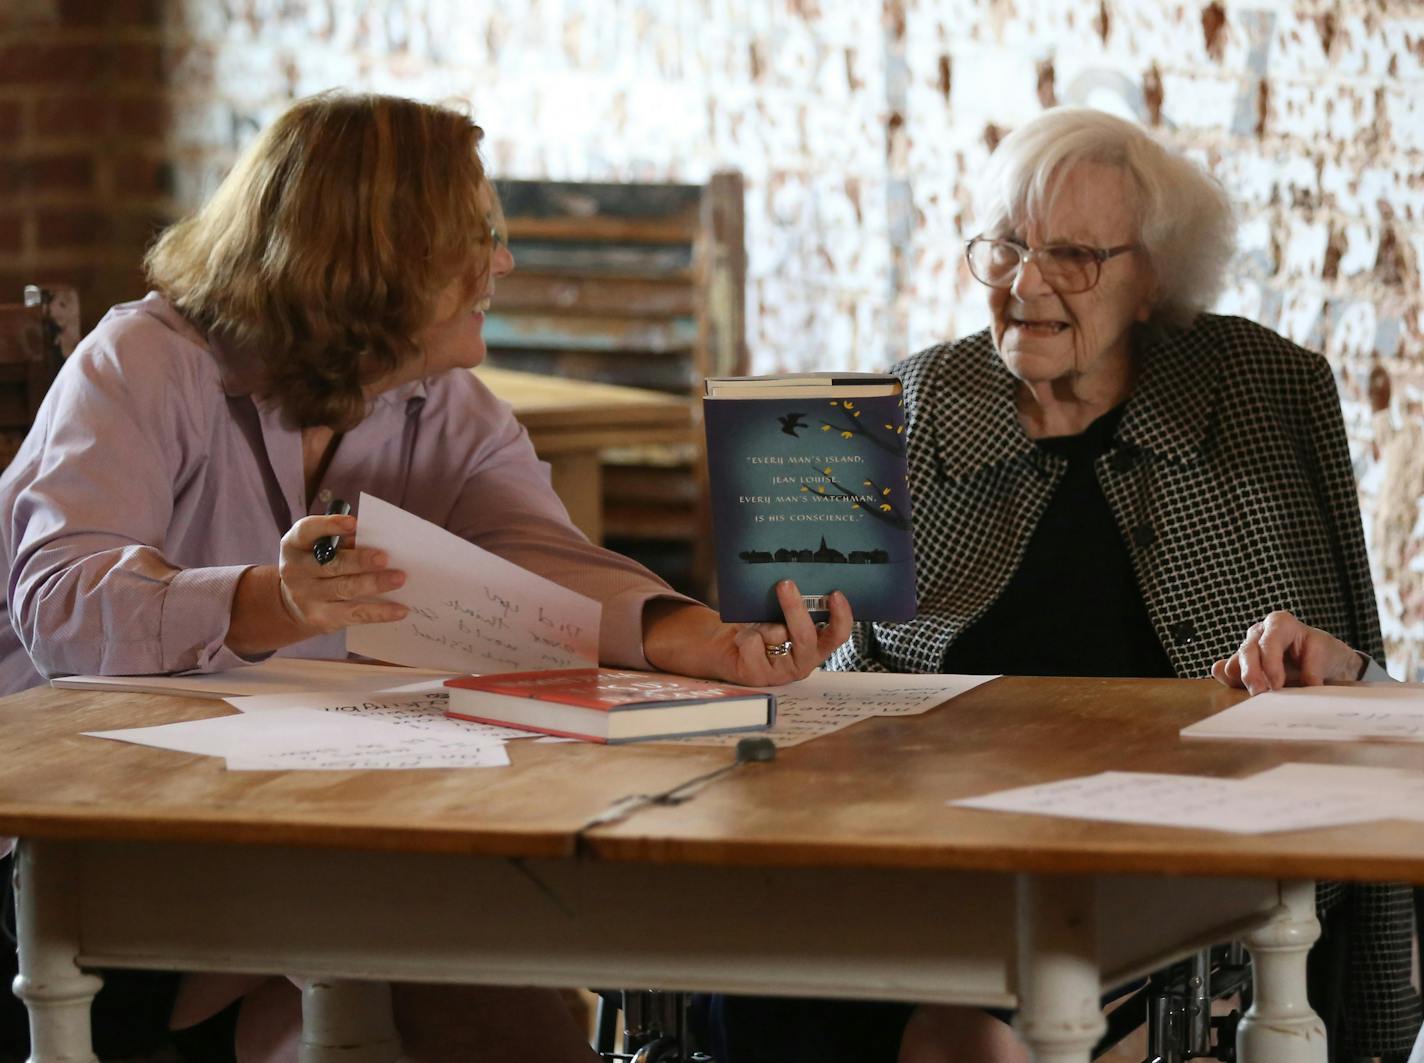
[0,0,171,329]
[4,0,1423,673]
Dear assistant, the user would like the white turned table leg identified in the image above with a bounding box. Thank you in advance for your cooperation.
[12,841,101,1063]
[300,979,402,1063]
[1014,875,1105,1063]
[1237,880,1326,1063]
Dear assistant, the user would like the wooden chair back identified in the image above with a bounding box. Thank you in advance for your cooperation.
[487,174,747,598]
[0,285,80,468]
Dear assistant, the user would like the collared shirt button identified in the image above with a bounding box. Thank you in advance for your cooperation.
[1131,523,1156,548]
[318,488,334,504]
[1170,619,1197,645]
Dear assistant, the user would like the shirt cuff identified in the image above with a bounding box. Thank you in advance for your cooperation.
[1357,653,1393,683]
[598,588,700,670]
[161,564,255,674]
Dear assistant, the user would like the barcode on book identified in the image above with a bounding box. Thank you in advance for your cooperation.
[801,595,828,612]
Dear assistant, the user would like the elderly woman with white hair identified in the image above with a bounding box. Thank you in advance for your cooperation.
[696,107,1420,1063]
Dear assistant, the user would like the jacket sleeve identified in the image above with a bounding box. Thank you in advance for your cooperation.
[1299,356,1419,1056]
[825,623,890,672]
[5,333,252,679]
[1301,354,1386,663]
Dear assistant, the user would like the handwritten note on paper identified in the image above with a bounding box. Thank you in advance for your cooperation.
[51,658,459,700]
[346,494,601,674]
[786,671,999,716]
[1245,763,1424,822]
[952,771,1388,834]
[226,738,511,772]
[1180,684,1424,743]
[85,707,514,771]
[225,688,533,742]
[666,671,999,748]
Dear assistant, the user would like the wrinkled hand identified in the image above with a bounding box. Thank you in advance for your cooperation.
[1211,609,1365,695]
[276,512,409,633]
[643,580,854,686]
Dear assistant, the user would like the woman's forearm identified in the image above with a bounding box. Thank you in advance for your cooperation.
[225,564,315,657]
[641,583,853,687]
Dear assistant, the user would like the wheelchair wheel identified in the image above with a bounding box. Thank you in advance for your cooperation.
[630,1035,679,1063]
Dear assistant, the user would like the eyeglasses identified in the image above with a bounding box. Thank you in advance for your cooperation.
[965,236,1138,294]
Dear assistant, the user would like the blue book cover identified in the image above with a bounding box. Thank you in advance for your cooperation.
[703,376,917,623]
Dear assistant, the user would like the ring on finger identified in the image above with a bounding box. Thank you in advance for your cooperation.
[764,640,793,658]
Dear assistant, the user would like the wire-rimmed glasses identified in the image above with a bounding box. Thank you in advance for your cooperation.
[965,236,1138,294]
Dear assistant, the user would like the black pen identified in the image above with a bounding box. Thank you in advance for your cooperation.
[313,498,351,565]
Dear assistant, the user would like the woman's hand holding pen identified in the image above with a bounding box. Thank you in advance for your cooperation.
[225,513,409,656]
[277,512,409,631]
[643,580,853,686]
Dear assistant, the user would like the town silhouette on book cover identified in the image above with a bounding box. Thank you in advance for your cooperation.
[738,536,891,566]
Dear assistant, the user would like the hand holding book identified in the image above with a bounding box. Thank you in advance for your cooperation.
[702,372,916,623]
[642,579,853,687]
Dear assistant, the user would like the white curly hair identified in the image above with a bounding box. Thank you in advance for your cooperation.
[974,107,1236,328]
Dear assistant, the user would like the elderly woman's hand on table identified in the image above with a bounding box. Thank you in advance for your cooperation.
[642,580,852,686]
[1211,609,1367,694]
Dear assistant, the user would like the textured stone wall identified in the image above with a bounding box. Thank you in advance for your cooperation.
[4,0,1422,672]
[885,1,1424,672]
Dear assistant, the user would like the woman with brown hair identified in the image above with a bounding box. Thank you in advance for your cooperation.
[0,92,850,1060]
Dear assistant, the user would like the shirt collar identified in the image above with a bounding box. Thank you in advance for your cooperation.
[207,331,430,412]
[1112,323,1215,466]
[927,331,1037,483]
[928,320,1216,481]
[205,330,263,398]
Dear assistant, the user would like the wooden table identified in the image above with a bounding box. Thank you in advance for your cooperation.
[476,366,694,543]
[5,676,1424,1062]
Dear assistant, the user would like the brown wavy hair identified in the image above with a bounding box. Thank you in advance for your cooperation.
[145,92,500,428]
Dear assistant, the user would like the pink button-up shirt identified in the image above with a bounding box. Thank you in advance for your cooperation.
[0,294,694,1055]
[0,293,682,692]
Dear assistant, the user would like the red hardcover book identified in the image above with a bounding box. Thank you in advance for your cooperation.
[443,668,775,744]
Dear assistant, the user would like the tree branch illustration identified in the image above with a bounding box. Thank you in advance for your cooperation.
[800,469,909,531]
[815,399,906,456]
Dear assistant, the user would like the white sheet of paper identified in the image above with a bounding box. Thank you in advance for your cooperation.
[52,658,458,699]
[85,706,513,771]
[783,670,1000,716]
[87,707,403,757]
[226,739,511,772]
[226,688,532,742]
[346,494,601,674]
[1245,763,1424,822]
[666,671,999,747]
[952,771,1387,834]
[1180,684,1424,743]
[374,678,459,694]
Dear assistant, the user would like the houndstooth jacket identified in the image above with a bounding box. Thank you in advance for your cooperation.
[829,313,1421,1055]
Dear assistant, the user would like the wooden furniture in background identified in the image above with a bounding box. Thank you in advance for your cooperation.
[4,676,1423,1061]
[487,175,747,599]
[476,365,693,544]
[0,285,79,467]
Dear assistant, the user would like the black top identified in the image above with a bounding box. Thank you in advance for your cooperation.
[941,404,1175,678]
